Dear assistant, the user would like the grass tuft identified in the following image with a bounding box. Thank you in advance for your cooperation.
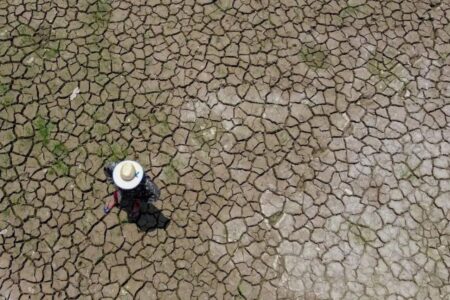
[33,116,55,145]
[299,44,331,69]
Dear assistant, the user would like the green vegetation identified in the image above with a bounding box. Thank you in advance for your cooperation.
[49,161,69,176]
[268,211,284,225]
[99,143,129,162]
[2,207,11,218]
[42,41,61,60]
[50,141,68,157]
[44,48,58,59]
[367,53,397,79]
[162,164,178,184]
[299,44,331,69]
[438,51,449,62]
[171,158,185,171]
[1,96,14,107]
[398,164,421,184]
[0,82,14,107]
[0,83,8,96]
[0,153,9,168]
[215,64,228,78]
[3,130,13,141]
[48,140,70,176]
[33,116,55,145]
[237,281,246,298]
[95,74,109,85]
[399,167,412,179]
[91,0,112,31]
[93,107,110,122]
[268,14,276,27]
[93,123,110,136]
[339,5,370,18]
[216,0,233,12]
[15,23,37,47]
[340,6,361,18]
[110,144,128,161]
[17,22,35,36]
[10,194,24,206]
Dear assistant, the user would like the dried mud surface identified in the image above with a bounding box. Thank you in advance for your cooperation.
[0,0,450,299]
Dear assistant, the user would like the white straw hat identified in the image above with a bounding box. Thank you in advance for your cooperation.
[112,160,144,190]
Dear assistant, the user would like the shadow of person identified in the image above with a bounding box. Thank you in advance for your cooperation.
[133,203,170,232]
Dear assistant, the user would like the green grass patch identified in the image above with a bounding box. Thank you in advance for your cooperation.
[0,153,9,168]
[237,281,250,299]
[161,164,178,184]
[215,0,233,12]
[15,23,38,47]
[95,74,109,85]
[100,143,128,162]
[17,23,35,36]
[93,123,110,136]
[171,158,185,171]
[43,45,60,60]
[299,44,331,69]
[111,144,128,161]
[47,140,70,176]
[10,194,23,205]
[91,0,113,31]
[50,141,68,157]
[16,35,37,47]
[33,116,55,145]
[268,211,284,225]
[339,5,370,18]
[0,83,8,96]
[438,51,449,62]
[0,83,13,107]
[2,207,10,218]
[50,160,69,176]
[0,94,14,108]
[268,14,276,26]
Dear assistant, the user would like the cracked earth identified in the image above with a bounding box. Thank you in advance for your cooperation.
[1,0,450,299]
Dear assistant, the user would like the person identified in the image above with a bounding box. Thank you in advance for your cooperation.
[103,160,160,221]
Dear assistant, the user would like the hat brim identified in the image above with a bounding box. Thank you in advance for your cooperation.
[112,161,144,190]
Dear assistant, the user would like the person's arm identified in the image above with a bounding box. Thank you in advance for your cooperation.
[143,176,160,203]
[104,162,117,182]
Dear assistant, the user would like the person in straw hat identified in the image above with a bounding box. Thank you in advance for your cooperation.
[103,160,160,220]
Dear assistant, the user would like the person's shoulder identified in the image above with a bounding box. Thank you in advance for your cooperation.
[143,173,155,181]
[106,161,118,169]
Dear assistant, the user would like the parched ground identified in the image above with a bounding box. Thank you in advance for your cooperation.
[1,0,450,299]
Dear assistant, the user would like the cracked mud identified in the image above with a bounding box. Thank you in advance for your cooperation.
[1,0,450,299]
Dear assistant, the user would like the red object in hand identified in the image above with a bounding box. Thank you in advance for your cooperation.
[113,190,120,203]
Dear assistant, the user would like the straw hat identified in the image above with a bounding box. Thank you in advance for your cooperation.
[112,160,144,190]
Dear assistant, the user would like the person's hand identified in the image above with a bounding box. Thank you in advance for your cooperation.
[103,206,112,214]
[104,191,120,214]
